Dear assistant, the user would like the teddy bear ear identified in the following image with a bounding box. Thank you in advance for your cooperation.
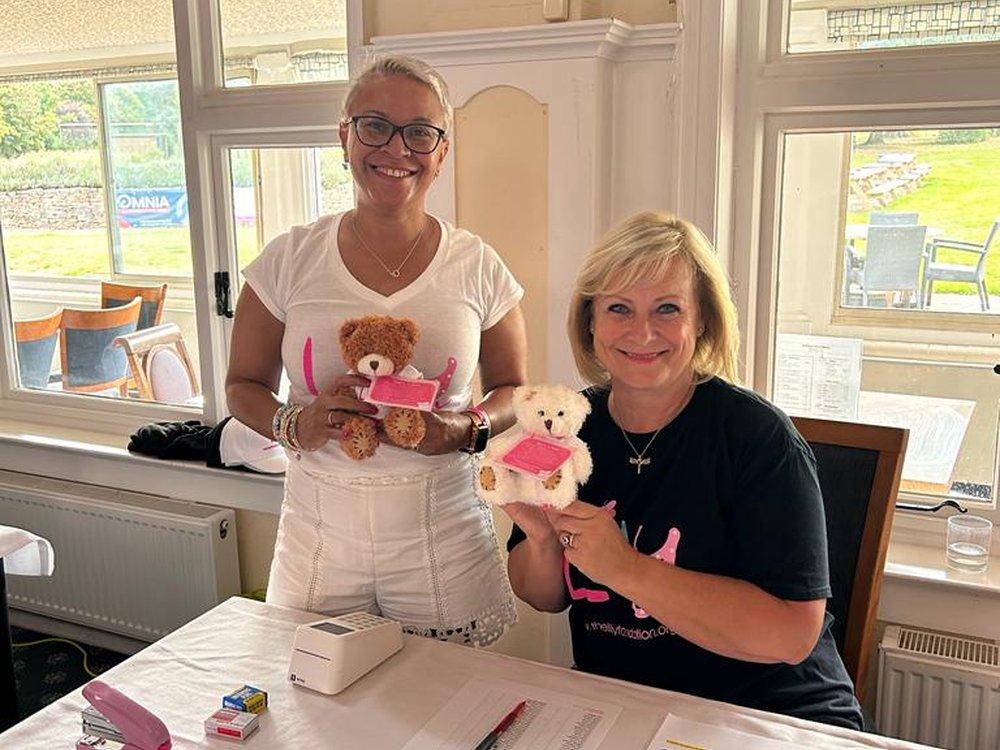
[398,318,421,344]
[340,318,360,344]
[513,385,537,405]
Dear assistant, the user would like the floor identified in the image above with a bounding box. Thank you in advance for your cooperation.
[10,625,127,721]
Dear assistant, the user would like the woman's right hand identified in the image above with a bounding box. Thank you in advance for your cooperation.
[294,374,376,451]
[500,501,560,548]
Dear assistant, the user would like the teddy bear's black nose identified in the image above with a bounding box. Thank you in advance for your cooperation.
[545,419,553,431]
[367,361,380,373]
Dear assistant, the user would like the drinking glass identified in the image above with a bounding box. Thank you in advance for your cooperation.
[946,515,992,573]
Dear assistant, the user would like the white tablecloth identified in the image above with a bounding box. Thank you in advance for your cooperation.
[0,597,940,749]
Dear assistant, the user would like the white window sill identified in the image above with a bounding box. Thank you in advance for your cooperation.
[0,419,283,515]
[880,519,1000,640]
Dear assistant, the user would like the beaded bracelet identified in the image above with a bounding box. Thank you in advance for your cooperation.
[272,402,307,452]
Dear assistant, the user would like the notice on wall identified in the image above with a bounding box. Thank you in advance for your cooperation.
[773,333,863,420]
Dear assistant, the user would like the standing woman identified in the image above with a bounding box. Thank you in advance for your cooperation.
[504,211,863,727]
[227,55,527,647]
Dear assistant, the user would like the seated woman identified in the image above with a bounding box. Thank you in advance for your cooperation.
[504,210,863,730]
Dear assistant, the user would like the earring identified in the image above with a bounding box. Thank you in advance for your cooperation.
[342,160,349,171]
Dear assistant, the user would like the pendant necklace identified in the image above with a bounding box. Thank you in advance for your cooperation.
[609,385,695,475]
[350,211,426,279]
[618,424,665,475]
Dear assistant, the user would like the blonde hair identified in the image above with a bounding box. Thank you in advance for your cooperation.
[342,55,454,134]
[567,210,741,387]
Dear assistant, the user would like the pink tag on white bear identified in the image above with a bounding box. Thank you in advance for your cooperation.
[364,375,439,411]
[499,434,573,478]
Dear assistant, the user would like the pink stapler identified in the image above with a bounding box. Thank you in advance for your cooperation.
[82,680,172,750]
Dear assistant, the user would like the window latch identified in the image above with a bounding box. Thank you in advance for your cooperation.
[214,271,234,318]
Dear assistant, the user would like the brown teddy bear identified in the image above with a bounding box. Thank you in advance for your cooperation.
[337,315,427,460]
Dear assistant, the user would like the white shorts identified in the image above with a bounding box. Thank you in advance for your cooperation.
[266,458,517,647]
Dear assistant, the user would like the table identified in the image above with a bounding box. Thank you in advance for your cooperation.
[0,597,939,749]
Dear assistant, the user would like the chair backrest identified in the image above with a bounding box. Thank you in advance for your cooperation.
[59,296,142,394]
[14,308,63,389]
[863,224,928,291]
[113,322,200,402]
[870,211,919,225]
[100,281,168,330]
[792,416,908,702]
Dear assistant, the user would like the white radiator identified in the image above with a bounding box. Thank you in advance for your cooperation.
[0,469,240,642]
[877,625,1000,750]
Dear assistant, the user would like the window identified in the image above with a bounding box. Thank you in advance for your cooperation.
[733,4,1000,516]
[0,1,355,420]
[787,0,1000,54]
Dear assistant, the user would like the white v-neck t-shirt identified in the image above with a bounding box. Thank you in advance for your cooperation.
[243,211,524,478]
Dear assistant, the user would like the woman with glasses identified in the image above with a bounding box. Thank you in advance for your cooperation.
[227,55,527,647]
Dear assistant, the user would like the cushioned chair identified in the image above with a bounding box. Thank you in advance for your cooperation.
[792,416,908,702]
[859,224,928,308]
[14,308,62,389]
[100,281,168,331]
[113,322,200,402]
[921,218,998,312]
[59,296,142,396]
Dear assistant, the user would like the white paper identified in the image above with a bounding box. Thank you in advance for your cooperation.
[858,390,975,485]
[773,334,862,420]
[645,715,801,750]
[401,677,621,750]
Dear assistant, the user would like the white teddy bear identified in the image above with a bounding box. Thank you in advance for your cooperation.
[476,383,593,509]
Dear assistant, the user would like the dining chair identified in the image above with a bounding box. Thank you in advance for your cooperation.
[113,322,200,402]
[860,224,928,308]
[921,218,999,312]
[13,308,63,389]
[870,211,919,226]
[792,416,908,703]
[100,281,168,331]
[59,296,142,396]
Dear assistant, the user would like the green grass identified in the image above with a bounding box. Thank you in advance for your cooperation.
[848,132,1000,297]
[5,226,260,276]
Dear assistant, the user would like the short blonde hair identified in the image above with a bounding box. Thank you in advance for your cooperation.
[567,210,741,387]
[342,54,454,134]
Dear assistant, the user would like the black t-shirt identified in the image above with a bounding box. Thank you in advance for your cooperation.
[508,378,863,730]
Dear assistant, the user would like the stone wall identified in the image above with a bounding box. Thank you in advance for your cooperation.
[0,187,106,231]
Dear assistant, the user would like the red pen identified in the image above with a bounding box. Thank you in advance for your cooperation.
[472,700,527,750]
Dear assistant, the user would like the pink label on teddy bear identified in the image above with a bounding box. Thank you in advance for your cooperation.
[500,435,573,478]
[364,375,440,411]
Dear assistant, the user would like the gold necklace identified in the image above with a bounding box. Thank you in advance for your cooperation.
[350,212,427,279]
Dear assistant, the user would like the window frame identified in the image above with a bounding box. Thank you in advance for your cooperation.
[730,2,1000,521]
[0,0,362,429]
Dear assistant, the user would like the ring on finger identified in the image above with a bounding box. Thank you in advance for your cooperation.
[559,531,576,549]
[327,410,343,429]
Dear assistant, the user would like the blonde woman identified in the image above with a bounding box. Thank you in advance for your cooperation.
[505,211,863,728]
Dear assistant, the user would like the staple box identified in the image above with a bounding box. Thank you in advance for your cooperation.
[204,707,259,741]
[222,685,268,714]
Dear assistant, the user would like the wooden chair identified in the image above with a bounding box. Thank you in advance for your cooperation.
[113,322,200,402]
[59,296,142,396]
[792,416,908,703]
[100,281,168,330]
[14,308,62,389]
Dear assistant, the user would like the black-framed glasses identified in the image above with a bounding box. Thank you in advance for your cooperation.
[347,115,447,154]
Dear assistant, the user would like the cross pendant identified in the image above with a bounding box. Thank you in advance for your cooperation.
[389,269,401,278]
[630,457,651,475]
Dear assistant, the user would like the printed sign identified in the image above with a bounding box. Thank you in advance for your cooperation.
[500,435,573,478]
[116,187,189,228]
[364,375,440,412]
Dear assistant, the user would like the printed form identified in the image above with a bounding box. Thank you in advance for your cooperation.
[401,677,621,750]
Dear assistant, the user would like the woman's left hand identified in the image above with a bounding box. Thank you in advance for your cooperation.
[545,501,642,589]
